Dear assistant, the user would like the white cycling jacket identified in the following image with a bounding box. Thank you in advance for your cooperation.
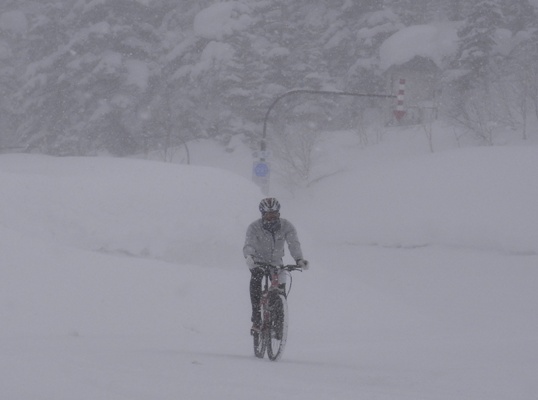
[243,218,304,267]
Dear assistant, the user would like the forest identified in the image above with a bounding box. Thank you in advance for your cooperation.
[0,0,537,156]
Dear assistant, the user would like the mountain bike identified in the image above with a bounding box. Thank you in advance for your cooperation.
[251,263,302,361]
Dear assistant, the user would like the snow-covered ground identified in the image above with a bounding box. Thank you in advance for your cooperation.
[1,126,537,399]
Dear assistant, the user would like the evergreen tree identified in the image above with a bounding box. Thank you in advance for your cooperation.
[0,5,28,147]
[15,0,171,155]
[386,0,437,24]
[456,0,504,87]
[2,0,538,154]
[500,0,536,32]
[342,2,403,93]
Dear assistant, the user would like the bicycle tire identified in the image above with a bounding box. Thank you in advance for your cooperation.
[252,328,266,358]
[253,303,268,358]
[267,293,288,361]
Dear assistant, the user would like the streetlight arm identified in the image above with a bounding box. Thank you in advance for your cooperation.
[261,89,396,153]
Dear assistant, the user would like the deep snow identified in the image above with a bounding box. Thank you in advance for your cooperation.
[1,127,538,399]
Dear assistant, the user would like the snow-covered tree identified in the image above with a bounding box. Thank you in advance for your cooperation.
[501,0,537,32]
[456,0,504,87]
[14,0,173,155]
[2,0,538,154]
[0,6,30,148]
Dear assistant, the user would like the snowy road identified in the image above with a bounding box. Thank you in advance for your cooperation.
[2,243,536,400]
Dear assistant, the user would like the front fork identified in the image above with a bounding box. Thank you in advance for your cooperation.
[261,272,281,328]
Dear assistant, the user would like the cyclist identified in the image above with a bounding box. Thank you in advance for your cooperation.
[243,197,309,331]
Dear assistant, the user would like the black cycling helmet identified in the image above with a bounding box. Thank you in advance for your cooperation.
[259,197,280,214]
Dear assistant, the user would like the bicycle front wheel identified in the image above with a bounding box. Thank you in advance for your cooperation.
[252,328,266,358]
[267,293,288,361]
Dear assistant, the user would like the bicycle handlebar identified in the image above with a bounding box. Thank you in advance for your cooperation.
[254,263,303,272]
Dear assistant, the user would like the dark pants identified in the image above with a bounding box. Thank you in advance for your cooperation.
[250,269,287,324]
[250,268,264,322]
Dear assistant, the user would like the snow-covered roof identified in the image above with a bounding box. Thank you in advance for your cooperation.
[379,23,459,71]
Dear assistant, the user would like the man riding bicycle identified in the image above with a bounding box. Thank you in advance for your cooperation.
[243,198,309,331]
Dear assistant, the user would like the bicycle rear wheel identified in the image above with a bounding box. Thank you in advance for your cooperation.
[267,293,288,361]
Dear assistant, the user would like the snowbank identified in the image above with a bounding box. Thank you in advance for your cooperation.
[0,154,261,267]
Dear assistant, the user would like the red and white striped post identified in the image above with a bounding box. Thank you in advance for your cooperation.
[393,78,406,121]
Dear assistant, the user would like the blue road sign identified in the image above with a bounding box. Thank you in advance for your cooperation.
[254,162,269,177]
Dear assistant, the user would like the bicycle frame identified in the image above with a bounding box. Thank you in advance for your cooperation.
[260,268,281,327]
